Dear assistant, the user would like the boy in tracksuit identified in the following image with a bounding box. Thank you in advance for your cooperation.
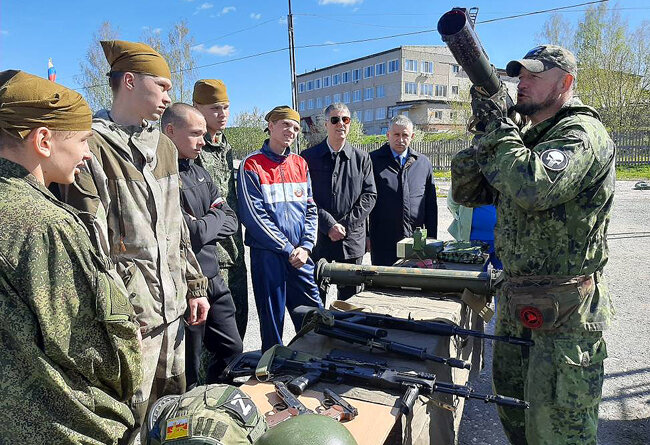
[238,106,322,352]
[162,103,243,386]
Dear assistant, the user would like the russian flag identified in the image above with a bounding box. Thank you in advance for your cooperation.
[48,58,56,82]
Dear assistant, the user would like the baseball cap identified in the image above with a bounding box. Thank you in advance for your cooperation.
[506,44,577,78]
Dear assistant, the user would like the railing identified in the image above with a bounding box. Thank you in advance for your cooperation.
[352,130,650,169]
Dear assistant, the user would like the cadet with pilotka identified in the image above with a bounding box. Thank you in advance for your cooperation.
[0,70,141,444]
[62,40,209,424]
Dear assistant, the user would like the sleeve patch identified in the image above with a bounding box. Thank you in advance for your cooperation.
[541,149,569,171]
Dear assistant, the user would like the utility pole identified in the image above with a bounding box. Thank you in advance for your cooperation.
[287,0,300,151]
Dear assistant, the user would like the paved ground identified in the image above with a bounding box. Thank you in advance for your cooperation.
[241,179,650,444]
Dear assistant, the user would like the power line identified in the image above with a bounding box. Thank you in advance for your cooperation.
[477,0,609,24]
[72,0,617,92]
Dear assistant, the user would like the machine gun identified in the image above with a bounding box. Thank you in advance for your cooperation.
[296,306,533,347]
[437,7,521,131]
[223,351,529,415]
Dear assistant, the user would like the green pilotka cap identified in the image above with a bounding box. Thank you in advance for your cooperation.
[506,44,577,78]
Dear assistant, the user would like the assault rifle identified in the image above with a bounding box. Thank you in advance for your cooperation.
[295,306,533,347]
[223,351,529,415]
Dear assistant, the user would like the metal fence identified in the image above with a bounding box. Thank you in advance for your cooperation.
[353,130,650,169]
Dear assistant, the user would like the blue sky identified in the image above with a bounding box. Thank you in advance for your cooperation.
[1,0,648,116]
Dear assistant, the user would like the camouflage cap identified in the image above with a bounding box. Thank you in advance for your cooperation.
[506,44,577,78]
[143,384,267,445]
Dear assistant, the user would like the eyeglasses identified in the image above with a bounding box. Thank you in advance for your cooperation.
[330,116,351,125]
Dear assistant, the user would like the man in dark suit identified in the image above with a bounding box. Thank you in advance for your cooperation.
[301,103,377,301]
[368,115,437,266]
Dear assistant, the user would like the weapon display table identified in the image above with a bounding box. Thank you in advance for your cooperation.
[242,289,484,445]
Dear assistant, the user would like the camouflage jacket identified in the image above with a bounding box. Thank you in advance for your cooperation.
[63,111,208,334]
[0,158,141,444]
[196,132,245,268]
[451,98,615,328]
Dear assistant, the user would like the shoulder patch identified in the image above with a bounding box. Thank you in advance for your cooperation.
[540,149,569,171]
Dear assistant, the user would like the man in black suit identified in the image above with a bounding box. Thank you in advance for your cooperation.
[301,103,376,301]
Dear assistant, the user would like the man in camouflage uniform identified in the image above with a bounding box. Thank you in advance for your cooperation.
[62,40,209,425]
[193,79,249,338]
[0,70,141,444]
[451,45,615,445]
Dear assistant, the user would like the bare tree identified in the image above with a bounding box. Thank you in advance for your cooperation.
[76,22,119,112]
[233,107,267,129]
[536,13,574,48]
[142,20,197,103]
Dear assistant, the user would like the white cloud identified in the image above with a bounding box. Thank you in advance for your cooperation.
[318,0,363,5]
[141,26,161,35]
[192,44,235,56]
[250,13,262,20]
[278,17,288,24]
[0,29,8,35]
[221,6,235,14]
[324,40,339,52]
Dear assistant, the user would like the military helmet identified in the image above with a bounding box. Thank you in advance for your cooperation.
[142,384,267,445]
[254,414,358,445]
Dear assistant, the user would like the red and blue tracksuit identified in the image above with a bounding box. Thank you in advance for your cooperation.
[237,141,322,351]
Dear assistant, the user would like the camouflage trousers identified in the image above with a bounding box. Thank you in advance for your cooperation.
[219,258,249,339]
[492,297,608,445]
[131,317,186,426]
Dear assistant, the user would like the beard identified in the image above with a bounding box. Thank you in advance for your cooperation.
[513,83,563,116]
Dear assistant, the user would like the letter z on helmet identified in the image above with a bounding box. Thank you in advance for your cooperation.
[142,384,267,445]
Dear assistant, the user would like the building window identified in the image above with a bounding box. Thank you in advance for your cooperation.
[354,110,363,121]
[450,111,457,120]
[421,84,433,96]
[375,62,386,76]
[324,95,332,106]
[435,84,448,97]
[342,71,351,84]
[298,82,305,93]
[299,101,305,111]
[376,85,385,98]
[434,110,443,119]
[376,107,386,120]
[308,99,314,110]
[388,59,399,73]
[316,97,322,108]
[352,68,362,82]
[364,65,374,79]
[333,93,341,102]
[364,109,373,122]
[332,74,341,86]
[307,80,314,91]
[405,59,418,72]
[343,91,351,104]
[315,78,321,89]
[452,85,459,95]
[404,82,417,94]
[452,64,460,73]
[323,76,331,88]
[353,89,362,102]
[422,61,434,74]
[364,87,374,101]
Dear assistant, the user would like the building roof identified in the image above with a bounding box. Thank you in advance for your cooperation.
[297,45,450,78]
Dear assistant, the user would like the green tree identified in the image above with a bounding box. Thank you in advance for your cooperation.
[345,117,365,144]
[540,5,650,131]
[76,22,119,112]
[449,82,472,137]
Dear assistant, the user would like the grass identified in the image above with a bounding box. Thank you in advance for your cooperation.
[615,165,650,180]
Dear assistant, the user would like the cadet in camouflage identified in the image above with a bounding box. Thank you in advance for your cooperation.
[193,79,249,341]
[451,45,615,445]
[0,70,142,444]
[62,40,210,425]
